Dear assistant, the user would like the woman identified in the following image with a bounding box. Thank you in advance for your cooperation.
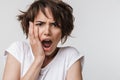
[3,0,84,80]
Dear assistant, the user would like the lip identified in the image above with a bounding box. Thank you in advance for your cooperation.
[42,43,53,52]
[41,38,53,51]
[43,46,51,51]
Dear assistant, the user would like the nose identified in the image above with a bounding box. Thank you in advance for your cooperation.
[44,26,51,36]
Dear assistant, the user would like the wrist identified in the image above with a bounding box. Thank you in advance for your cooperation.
[34,56,45,66]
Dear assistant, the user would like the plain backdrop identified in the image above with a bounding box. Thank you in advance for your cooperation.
[0,0,120,80]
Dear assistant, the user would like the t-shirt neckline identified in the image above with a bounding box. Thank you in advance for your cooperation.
[40,47,62,73]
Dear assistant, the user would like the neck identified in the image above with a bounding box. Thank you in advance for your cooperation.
[42,48,59,68]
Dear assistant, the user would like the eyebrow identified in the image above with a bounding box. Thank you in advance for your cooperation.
[35,21,44,23]
[35,21,56,23]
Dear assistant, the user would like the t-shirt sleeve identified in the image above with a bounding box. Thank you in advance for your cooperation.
[66,47,84,70]
[4,41,22,63]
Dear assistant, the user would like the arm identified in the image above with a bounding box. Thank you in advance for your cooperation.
[3,53,20,80]
[3,22,45,80]
[21,56,44,80]
[3,53,44,80]
[21,22,45,80]
[66,59,83,80]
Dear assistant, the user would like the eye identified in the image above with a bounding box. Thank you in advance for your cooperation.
[51,22,58,27]
[35,22,44,27]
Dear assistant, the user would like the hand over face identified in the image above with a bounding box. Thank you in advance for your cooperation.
[28,22,45,60]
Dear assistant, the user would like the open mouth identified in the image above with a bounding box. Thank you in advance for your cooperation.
[42,39,52,49]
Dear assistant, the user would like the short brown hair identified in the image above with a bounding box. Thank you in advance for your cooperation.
[18,0,74,43]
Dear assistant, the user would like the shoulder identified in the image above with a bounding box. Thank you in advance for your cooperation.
[4,40,30,62]
[60,46,80,56]
[60,46,78,51]
[11,40,29,47]
[59,46,84,62]
[7,40,30,50]
[59,46,84,70]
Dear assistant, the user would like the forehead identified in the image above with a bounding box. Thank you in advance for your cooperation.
[35,8,54,21]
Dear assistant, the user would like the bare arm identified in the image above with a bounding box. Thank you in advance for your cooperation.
[3,53,20,80]
[66,59,83,80]
[21,57,44,80]
[22,22,45,80]
[3,22,45,80]
[3,53,44,80]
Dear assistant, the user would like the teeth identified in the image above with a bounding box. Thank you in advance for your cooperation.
[42,39,52,44]
[44,40,50,41]
[42,40,51,43]
[42,39,52,48]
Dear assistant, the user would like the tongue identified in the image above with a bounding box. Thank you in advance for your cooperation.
[43,43,51,48]
[42,40,52,48]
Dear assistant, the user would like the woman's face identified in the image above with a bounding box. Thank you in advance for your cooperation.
[33,8,62,56]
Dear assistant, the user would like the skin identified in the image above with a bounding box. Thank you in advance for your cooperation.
[30,8,62,67]
[3,8,83,80]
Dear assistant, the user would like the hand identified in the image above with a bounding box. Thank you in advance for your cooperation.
[28,22,45,62]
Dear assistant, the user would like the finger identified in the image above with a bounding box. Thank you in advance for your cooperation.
[34,25,39,40]
[28,22,35,42]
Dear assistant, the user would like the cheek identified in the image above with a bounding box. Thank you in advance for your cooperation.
[54,31,62,41]
[38,28,43,39]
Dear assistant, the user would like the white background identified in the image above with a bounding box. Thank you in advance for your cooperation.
[0,0,120,80]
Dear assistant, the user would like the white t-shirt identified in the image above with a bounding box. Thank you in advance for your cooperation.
[4,40,84,80]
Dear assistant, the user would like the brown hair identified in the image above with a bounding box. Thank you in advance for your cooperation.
[18,0,74,43]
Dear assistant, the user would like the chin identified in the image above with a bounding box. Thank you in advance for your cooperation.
[44,51,52,56]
